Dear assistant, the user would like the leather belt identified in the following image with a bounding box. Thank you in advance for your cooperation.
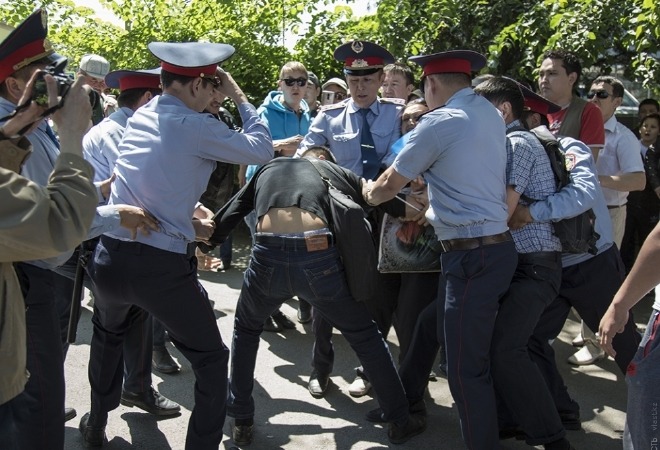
[436,231,512,253]
[255,233,334,252]
[607,204,625,210]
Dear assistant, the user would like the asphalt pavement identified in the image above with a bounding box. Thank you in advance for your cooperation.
[62,228,652,449]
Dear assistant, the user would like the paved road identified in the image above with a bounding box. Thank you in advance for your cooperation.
[63,229,651,449]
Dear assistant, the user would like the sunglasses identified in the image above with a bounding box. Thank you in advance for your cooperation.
[282,77,307,87]
[333,92,347,101]
[586,90,610,100]
[201,75,221,88]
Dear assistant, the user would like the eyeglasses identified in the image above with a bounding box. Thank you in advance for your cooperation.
[200,75,221,88]
[282,77,307,87]
[333,92,347,101]
[586,90,610,100]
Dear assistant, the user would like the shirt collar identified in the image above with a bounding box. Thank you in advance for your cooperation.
[604,114,617,133]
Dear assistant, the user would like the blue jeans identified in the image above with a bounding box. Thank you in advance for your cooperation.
[227,238,408,425]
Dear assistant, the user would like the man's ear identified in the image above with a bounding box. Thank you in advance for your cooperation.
[567,71,578,88]
[613,95,623,109]
[3,76,25,104]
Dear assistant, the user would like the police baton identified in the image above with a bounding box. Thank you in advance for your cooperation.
[67,244,89,343]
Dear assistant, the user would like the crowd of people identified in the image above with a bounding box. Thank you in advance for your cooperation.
[1,7,659,450]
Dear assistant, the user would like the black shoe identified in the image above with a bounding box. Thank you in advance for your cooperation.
[272,310,296,329]
[297,305,312,324]
[366,399,426,423]
[262,316,282,332]
[120,387,181,416]
[152,346,181,374]
[559,410,581,431]
[388,415,426,444]
[79,412,107,448]
[65,407,77,422]
[308,370,329,398]
[232,421,253,446]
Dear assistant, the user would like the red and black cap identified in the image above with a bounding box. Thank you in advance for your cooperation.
[409,50,486,79]
[105,68,162,91]
[147,42,235,78]
[334,41,395,76]
[0,9,65,83]
[516,82,561,116]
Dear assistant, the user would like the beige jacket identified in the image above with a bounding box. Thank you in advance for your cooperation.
[0,141,97,405]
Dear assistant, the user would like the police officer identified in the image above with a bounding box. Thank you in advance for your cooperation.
[296,40,405,398]
[0,10,92,448]
[364,50,518,450]
[511,85,642,433]
[79,42,273,449]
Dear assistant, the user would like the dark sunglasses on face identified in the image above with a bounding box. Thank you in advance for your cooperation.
[282,77,307,87]
[587,90,610,100]
[334,92,347,101]
[201,75,221,88]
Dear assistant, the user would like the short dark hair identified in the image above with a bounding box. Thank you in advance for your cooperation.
[383,62,415,86]
[640,112,660,127]
[117,87,161,109]
[161,69,210,89]
[542,49,582,86]
[473,76,524,119]
[592,75,624,98]
[405,98,427,108]
[301,145,337,163]
[640,98,660,113]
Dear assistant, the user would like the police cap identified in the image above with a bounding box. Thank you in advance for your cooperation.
[409,50,486,79]
[517,82,561,116]
[105,68,162,91]
[148,42,235,78]
[0,9,64,83]
[334,41,394,76]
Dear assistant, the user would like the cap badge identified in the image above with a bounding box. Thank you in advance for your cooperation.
[351,59,368,68]
[351,41,364,54]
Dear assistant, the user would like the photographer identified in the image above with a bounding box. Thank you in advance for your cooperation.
[0,56,98,448]
[0,9,98,449]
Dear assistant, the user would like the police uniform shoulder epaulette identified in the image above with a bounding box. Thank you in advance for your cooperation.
[320,100,348,112]
[379,97,406,105]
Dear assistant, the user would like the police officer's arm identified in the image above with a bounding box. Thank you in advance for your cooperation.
[363,166,411,206]
[600,221,660,357]
[295,113,330,158]
[523,139,599,223]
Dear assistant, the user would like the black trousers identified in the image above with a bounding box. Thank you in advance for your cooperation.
[13,263,66,450]
[528,245,642,415]
[87,237,229,450]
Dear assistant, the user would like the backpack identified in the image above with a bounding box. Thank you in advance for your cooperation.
[508,126,600,255]
[307,159,378,302]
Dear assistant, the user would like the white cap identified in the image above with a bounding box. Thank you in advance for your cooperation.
[79,54,110,79]
[322,77,348,93]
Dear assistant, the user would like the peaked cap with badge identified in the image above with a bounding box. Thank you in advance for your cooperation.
[409,50,486,81]
[105,67,162,91]
[148,42,235,78]
[0,8,65,83]
[334,40,395,76]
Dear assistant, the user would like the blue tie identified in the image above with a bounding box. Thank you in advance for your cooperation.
[360,108,379,179]
[45,123,61,150]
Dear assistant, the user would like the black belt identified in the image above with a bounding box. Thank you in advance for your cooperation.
[254,234,334,252]
[607,204,626,209]
[432,231,513,253]
[517,251,562,266]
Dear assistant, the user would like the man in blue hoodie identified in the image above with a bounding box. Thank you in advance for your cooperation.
[245,61,313,331]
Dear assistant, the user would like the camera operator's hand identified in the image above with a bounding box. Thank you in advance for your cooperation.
[115,204,160,240]
[214,68,249,106]
[51,76,92,157]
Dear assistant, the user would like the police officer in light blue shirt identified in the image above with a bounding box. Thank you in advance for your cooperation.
[511,88,641,432]
[296,40,404,178]
[80,42,273,450]
[364,50,518,450]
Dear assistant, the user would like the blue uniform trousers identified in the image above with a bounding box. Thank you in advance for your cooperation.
[53,248,153,394]
[490,252,565,446]
[528,245,641,416]
[228,239,409,426]
[13,263,66,450]
[87,236,229,450]
[441,240,517,450]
